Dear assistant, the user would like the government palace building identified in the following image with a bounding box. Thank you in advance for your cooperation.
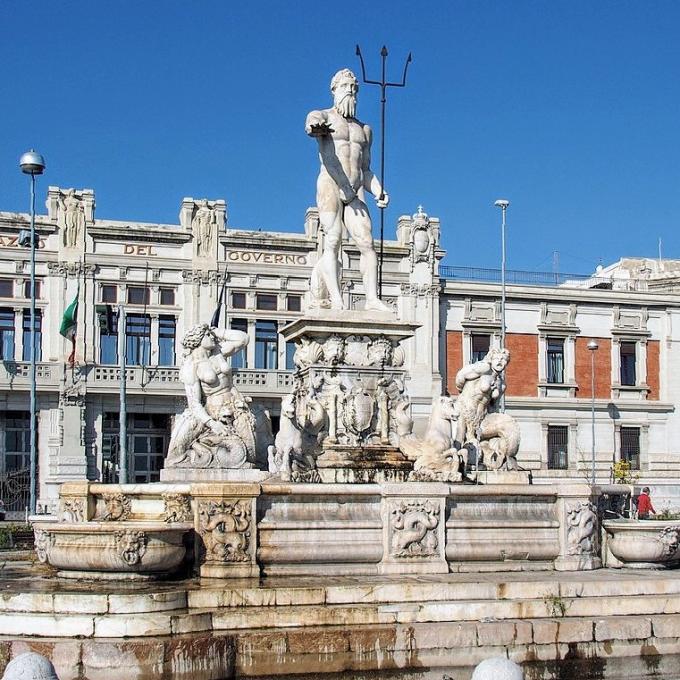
[2,185,680,514]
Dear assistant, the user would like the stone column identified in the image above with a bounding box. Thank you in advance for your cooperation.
[554,484,602,571]
[379,482,449,574]
[191,483,260,578]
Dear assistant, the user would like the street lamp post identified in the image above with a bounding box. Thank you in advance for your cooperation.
[587,339,599,485]
[494,199,509,412]
[19,150,46,515]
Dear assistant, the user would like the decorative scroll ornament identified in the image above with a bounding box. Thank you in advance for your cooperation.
[101,493,132,521]
[390,500,440,557]
[198,499,251,563]
[162,493,192,523]
[34,529,53,563]
[60,498,85,523]
[566,501,599,556]
[115,530,148,566]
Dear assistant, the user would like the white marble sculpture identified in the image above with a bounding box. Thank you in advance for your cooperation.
[471,656,524,680]
[58,188,86,249]
[192,199,216,257]
[454,347,520,470]
[2,652,59,680]
[399,395,463,482]
[165,324,258,469]
[306,69,390,312]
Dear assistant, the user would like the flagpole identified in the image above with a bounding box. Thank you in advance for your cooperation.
[118,303,128,484]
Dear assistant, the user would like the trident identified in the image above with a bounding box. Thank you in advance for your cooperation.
[355,44,413,299]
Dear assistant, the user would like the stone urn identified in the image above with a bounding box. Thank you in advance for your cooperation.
[603,519,680,569]
[33,521,191,579]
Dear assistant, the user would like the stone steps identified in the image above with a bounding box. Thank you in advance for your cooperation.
[4,587,680,637]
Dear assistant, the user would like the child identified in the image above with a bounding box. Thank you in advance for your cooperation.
[637,487,656,520]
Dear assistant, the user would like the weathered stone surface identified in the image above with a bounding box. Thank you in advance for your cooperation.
[531,620,558,645]
[287,629,350,654]
[93,613,172,638]
[0,614,93,638]
[108,591,187,614]
[81,640,164,680]
[556,619,594,643]
[595,616,652,641]
[476,621,517,647]
[53,593,108,615]
[652,614,680,638]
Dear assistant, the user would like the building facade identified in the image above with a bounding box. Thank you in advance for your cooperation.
[0,186,678,514]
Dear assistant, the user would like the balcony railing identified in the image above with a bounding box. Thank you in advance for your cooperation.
[440,266,649,291]
[0,362,60,389]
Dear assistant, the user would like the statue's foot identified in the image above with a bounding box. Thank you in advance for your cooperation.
[365,297,392,312]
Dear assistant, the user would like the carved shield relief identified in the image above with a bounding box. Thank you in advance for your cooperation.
[344,386,375,436]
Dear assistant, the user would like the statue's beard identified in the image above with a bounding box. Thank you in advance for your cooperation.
[334,93,357,118]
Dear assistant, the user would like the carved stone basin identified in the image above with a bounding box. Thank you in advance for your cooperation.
[32,521,192,580]
[604,519,680,569]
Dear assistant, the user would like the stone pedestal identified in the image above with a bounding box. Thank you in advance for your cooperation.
[191,483,260,578]
[379,483,449,574]
[316,445,412,483]
[474,470,531,485]
[279,310,419,483]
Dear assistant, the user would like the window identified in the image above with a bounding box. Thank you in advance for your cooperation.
[232,292,246,309]
[255,320,278,369]
[547,425,568,470]
[256,294,278,311]
[159,288,175,306]
[621,427,640,470]
[0,280,13,298]
[547,337,565,384]
[102,413,168,483]
[22,309,42,362]
[620,342,636,386]
[231,319,248,369]
[125,313,151,365]
[471,334,490,363]
[101,284,117,303]
[287,295,302,312]
[158,315,176,366]
[4,411,30,472]
[100,311,118,364]
[0,308,15,360]
[285,342,296,370]
[23,280,41,299]
[127,286,150,305]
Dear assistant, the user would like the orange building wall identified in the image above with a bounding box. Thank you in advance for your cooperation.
[505,334,539,397]
[446,331,463,394]
[647,340,660,400]
[575,337,611,399]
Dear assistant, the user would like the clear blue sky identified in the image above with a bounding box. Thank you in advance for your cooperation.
[2,1,679,273]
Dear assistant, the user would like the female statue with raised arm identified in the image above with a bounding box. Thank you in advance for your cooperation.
[165,323,257,469]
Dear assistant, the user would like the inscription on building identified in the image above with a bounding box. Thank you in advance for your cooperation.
[227,250,308,265]
[123,244,156,256]
[0,235,46,249]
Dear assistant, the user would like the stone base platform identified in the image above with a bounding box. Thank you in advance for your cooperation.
[315,445,412,483]
[3,564,680,679]
[159,468,273,483]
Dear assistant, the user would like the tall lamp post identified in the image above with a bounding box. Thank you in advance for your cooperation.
[587,339,599,485]
[494,199,509,412]
[19,150,46,515]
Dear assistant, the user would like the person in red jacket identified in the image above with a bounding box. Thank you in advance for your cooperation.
[637,487,656,520]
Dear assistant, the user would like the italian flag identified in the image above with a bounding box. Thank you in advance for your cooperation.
[59,290,79,366]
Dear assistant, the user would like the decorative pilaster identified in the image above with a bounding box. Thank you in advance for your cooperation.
[379,483,449,574]
[554,484,602,571]
[191,483,260,578]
